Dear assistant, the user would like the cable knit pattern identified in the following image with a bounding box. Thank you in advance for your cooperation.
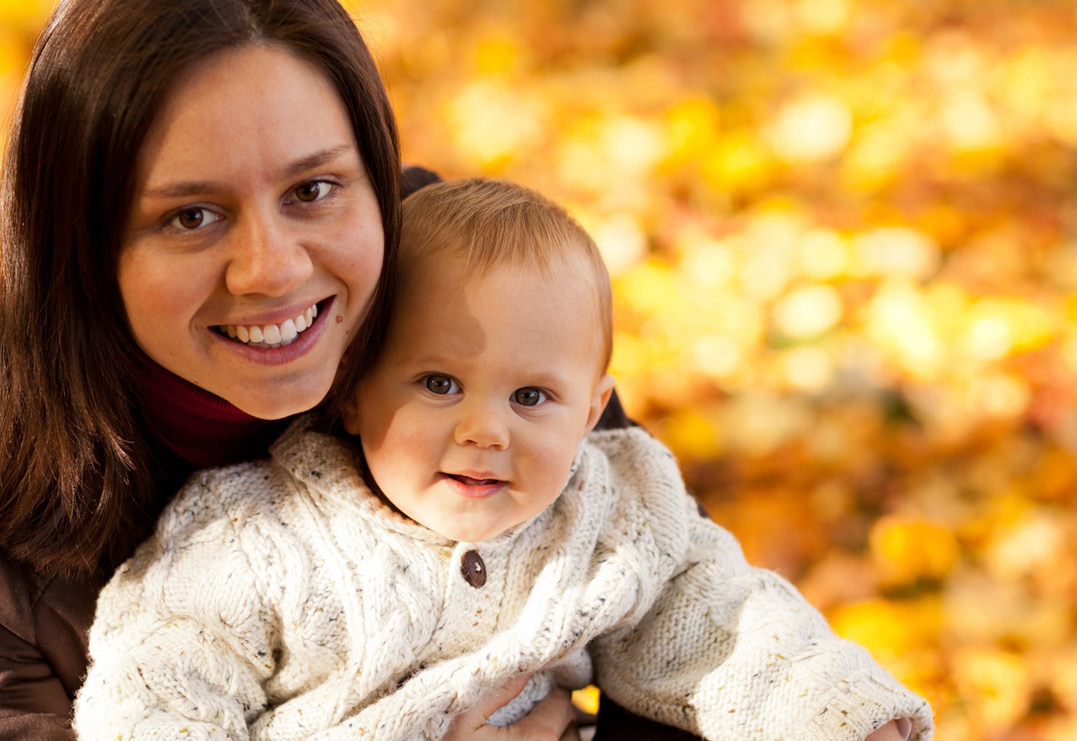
[74,422,933,740]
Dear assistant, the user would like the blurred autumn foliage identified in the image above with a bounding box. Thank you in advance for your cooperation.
[4,0,1077,738]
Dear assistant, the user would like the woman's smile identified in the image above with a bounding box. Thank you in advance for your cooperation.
[206,298,337,367]
[217,301,320,348]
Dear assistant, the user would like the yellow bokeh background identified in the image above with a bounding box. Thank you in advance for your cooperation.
[5,1,1077,738]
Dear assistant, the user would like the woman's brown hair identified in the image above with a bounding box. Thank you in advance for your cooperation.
[0,0,400,576]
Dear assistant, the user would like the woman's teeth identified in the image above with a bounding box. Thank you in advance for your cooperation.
[220,304,318,348]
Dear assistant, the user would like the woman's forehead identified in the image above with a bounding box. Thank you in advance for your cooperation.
[134,45,354,191]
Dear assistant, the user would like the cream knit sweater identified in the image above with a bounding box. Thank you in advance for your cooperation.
[74,423,933,740]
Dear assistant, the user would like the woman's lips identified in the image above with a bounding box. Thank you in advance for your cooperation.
[216,301,320,349]
[209,297,335,366]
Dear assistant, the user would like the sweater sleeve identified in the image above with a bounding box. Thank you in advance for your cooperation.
[73,472,277,739]
[587,440,933,741]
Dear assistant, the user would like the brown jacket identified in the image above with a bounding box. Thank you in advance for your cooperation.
[0,554,102,739]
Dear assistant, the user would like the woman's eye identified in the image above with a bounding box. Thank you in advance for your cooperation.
[424,375,460,395]
[513,387,547,407]
[169,208,220,230]
[293,180,334,203]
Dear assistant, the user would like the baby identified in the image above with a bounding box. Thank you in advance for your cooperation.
[75,178,932,740]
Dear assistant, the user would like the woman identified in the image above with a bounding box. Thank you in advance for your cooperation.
[0,0,606,737]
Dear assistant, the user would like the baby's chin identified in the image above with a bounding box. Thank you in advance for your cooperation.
[391,490,553,543]
[427,521,514,544]
[415,509,534,543]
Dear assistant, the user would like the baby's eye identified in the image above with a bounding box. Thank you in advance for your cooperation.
[292,180,335,203]
[424,374,460,395]
[513,387,547,407]
[169,207,221,230]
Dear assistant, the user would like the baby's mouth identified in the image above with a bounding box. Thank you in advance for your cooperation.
[445,471,504,488]
[215,302,320,349]
[447,474,503,487]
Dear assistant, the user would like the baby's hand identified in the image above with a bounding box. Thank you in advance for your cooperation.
[865,718,912,741]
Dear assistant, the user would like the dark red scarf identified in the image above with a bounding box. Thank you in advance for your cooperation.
[134,355,288,468]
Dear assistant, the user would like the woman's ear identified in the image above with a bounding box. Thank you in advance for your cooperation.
[341,392,363,436]
[585,374,616,434]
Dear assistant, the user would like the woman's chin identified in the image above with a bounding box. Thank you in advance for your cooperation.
[225,384,331,420]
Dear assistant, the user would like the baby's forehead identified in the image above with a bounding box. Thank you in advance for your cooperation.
[474,251,589,285]
[469,255,602,318]
[446,243,593,282]
[406,251,601,324]
[398,230,613,369]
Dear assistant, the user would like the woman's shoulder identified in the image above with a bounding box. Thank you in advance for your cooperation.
[0,549,103,703]
[0,551,100,641]
[0,550,41,644]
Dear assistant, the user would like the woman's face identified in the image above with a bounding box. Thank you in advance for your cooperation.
[119,44,384,419]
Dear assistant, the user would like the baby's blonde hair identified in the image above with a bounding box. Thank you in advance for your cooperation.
[400,178,613,371]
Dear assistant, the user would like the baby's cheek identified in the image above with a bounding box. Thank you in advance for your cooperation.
[363,400,419,449]
[524,439,578,499]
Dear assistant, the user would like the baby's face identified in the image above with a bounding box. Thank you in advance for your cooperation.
[345,254,612,542]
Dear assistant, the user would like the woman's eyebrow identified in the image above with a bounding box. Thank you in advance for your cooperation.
[282,144,356,178]
[140,180,222,200]
[140,145,357,199]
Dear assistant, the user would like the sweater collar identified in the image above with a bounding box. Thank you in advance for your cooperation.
[135,354,288,468]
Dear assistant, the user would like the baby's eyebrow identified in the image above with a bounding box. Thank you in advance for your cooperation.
[520,370,571,388]
[404,353,453,367]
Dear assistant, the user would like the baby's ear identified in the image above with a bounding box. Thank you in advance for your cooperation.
[585,374,616,434]
[341,392,363,436]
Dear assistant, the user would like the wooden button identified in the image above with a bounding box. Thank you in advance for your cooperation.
[461,550,486,588]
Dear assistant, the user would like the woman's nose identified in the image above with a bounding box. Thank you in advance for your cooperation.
[454,402,509,450]
[225,213,314,297]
